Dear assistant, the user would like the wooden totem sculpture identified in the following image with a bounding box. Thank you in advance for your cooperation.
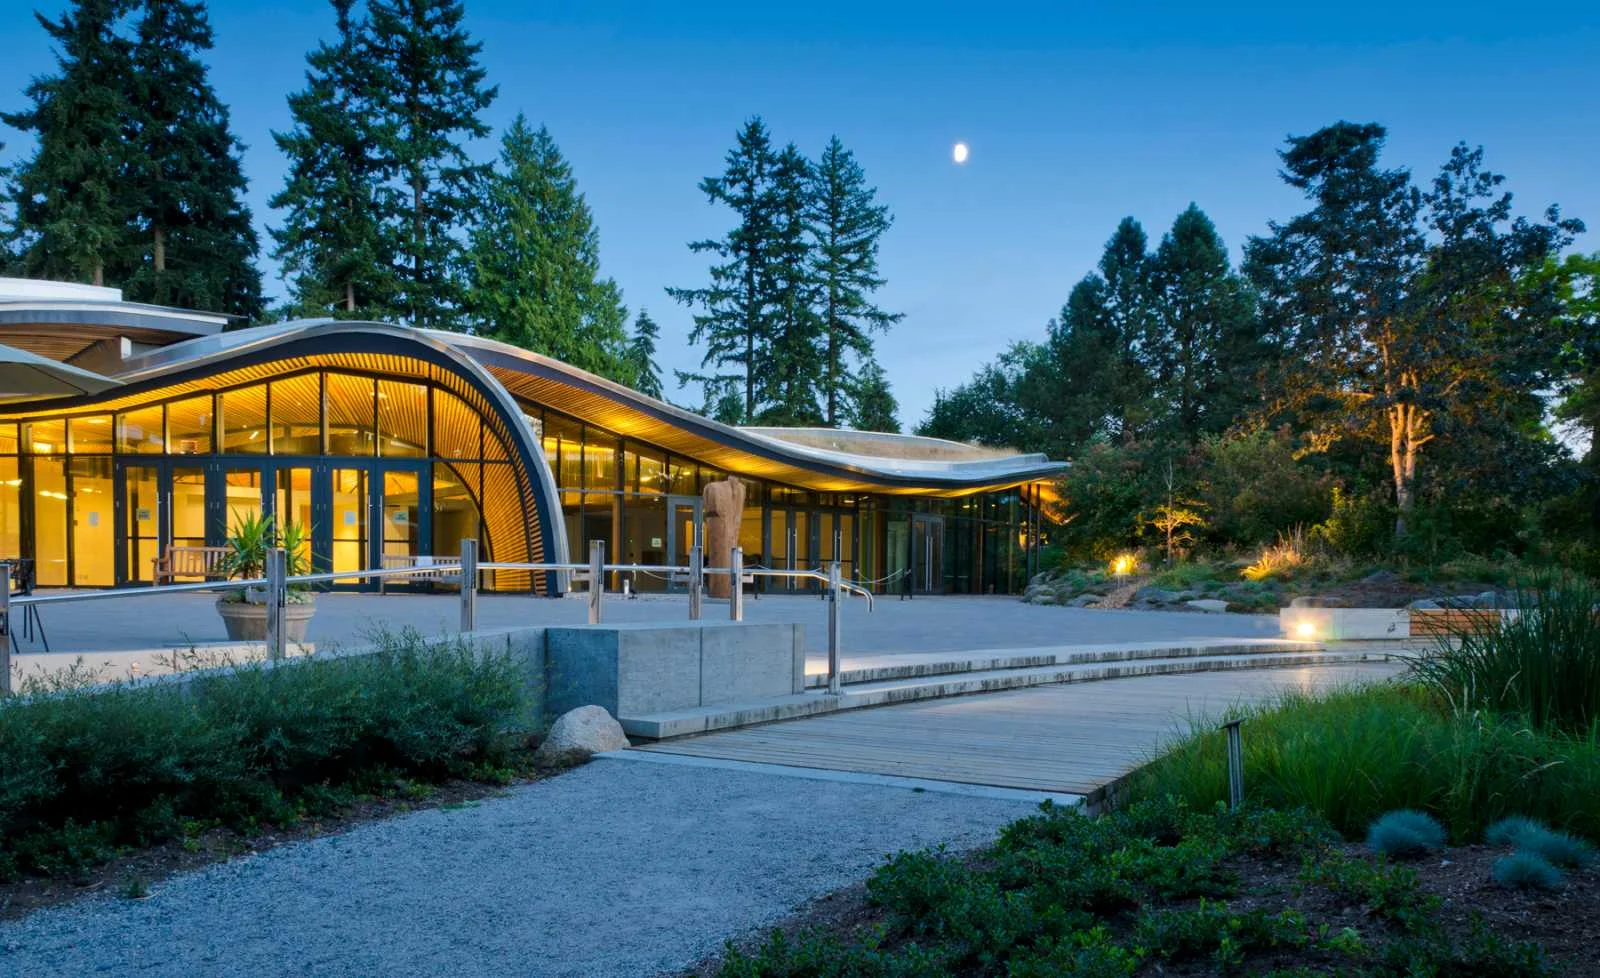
[702,476,746,598]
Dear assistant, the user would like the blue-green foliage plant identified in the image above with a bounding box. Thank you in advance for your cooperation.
[1492,852,1564,891]
[1365,810,1447,858]
[1485,815,1546,848]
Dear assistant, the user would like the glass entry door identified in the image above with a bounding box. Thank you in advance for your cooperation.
[911,514,944,595]
[116,460,208,585]
[330,462,428,590]
[665,494,701,591]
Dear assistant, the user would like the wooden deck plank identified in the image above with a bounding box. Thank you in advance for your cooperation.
[635,662,1404,794]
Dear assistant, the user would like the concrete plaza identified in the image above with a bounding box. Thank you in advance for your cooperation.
[12,589,1281,660]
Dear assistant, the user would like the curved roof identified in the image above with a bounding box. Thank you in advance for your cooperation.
[91,319,1066,496]
[0,277,228,362]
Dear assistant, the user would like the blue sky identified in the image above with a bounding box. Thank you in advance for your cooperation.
[2,1,1597,428]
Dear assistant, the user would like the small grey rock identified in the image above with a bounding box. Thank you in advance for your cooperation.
[1135,587,1181,604]
[533,705,630,767]
[1363,569,1399,584]
[1067,594,1099,608]
[1185,599,1229,613]
[1408,598,1441,611]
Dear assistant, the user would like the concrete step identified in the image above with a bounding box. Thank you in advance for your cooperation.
[802,638,1318,689]
[621,646,1398,740]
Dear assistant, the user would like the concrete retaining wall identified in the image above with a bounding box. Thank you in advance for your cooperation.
[544,621,805,719]
[1279,607,1409,641]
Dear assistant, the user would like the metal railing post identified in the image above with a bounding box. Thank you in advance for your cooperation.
[688,544,703,620]
[827,560,842,695]
[0,563,11,696]
[1223,719,1245,810]
[266,547,287,661]
[588,539,605,624]
[459,538,478,632]
[729,546,743,621]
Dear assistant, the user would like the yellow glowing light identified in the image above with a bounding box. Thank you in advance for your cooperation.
[1295,621,1317,639]
[1110,554,1136,576]
[952,142,969,164]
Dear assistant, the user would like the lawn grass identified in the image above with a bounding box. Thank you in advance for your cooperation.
[0,632,530,881]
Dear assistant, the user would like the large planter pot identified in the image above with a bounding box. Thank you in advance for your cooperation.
[215,596,317,643]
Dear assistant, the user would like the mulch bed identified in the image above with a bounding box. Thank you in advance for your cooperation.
[685,842,1600,976]
[0,770,556,921]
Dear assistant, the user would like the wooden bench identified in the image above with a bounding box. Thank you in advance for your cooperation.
[1410,608,1508,637]
[379,554,459,594]
[152,545,231,585]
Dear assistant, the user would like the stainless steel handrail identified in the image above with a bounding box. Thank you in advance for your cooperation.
[0,540,871,696]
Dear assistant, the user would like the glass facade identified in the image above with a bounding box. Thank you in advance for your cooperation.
[519,402,1044,595]
[0,368,533,591]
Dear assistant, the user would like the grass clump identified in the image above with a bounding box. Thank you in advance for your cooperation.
[1366,809,1447,858]
[1492,852,1564,891]
[717,799,1554,977]
[0,631,528,880]
[1124,683,1600,843]
[1485,816,1594,868]
[1485,815,1545,848]
[1413,572,1600,733]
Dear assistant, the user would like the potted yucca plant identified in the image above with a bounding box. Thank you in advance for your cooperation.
[215,510,318,642]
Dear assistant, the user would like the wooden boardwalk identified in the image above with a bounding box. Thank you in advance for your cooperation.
[635,662,1404,795]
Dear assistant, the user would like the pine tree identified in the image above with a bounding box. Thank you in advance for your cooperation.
[121,0,262,318]
[625,309,663,398]
[363,0,496,331]
[1145,204,1260,442]
[667,118,781,424]
[464,115,629,377]
[755,143,824,425]
[271,0,393,319]
[810,136,901,426]
[848,360,900,432]
[3,0,137,287]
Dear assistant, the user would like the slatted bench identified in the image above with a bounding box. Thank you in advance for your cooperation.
[152,545,231,585]
[379,554,460,594]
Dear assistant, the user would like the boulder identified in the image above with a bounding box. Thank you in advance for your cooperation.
[1135,587,1182,605]
[1362,569,1399,584]
[533,705,630,768]
[1067,594,1100,608]
[1185,599,1229,614]
[1407,598,1441,611]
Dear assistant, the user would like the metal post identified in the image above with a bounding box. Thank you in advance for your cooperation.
[266,547,287,661]
[588,539,605,625]
[827,560,842,695]
[729,546,744,622]
[0,563,11,696]
[1223,719,1244,810]
[459,537,478,633]
[688,544,703,620]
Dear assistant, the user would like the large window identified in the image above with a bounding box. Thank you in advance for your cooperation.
[220,384,269,454]
[327,374,376,456]
[271,374,322,454]
[167,395,213,454]
[378,381,428,458]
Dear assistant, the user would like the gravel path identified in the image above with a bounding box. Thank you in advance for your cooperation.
[0,758,1035,977]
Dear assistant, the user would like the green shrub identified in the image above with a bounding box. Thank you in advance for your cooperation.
[1413,573,1600,733]
[0,633,527,879]
[1492,852,1564,891]
[1150,561,1224,591]
[1200,430,1331,549]
[1125,684,1600,842]
[1365,810,1447,858]
[1308,486,1392,559]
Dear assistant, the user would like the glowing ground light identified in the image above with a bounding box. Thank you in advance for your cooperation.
[1296,621,1318,639]
[952,142,969,164]
[1110,554,1136,577]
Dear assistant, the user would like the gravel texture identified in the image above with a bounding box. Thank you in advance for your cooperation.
[0,758,1034,977]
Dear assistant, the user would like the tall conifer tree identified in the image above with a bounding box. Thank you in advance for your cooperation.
[667,118,781,423]
[362,0,495,331]
[810,136,901,426]
[756,143,824,425]
[625,309,664,398]
[849,360,900,432]
[464,115,629,377]
[122,0,262,317]
[271,0,392,319]
[3,0,137,287]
